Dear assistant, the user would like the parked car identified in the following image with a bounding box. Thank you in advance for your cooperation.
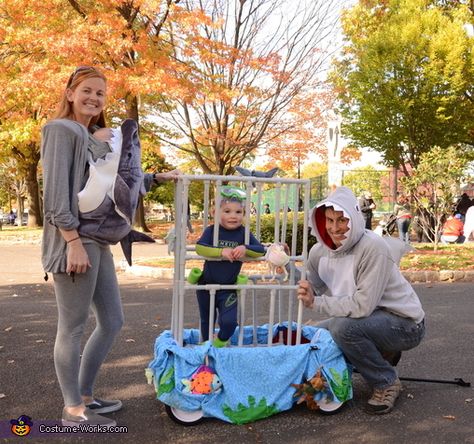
[15,212,28,226]
[0,213,9,224]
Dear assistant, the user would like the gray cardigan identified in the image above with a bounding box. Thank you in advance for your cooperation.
[41,120,90,273]
[41,119,154,273]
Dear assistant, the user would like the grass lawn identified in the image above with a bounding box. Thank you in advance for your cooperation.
[400,243,473,271]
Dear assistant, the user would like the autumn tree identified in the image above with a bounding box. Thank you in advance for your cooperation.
[401,145,473,249]
[152,0,346,175]
[341,165,391,210]
[330,0,474,174]
[0,0,186,227]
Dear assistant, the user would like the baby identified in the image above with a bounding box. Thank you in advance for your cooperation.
[195,187,265,347]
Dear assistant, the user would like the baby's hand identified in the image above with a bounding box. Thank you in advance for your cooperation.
[93,127,113,142]
[231,245,246,260]
[221,248,234,262]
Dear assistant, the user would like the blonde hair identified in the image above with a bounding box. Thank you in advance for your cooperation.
[53,66,107,129]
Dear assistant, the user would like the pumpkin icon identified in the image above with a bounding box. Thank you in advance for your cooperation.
[10,415,33,437]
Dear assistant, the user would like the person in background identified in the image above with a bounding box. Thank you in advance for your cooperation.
[195,187,265,347]
[250,202,257,216]
[440,214,464,244]
[264,203,271,214]
[8,210,16,225]
[455,193,472,221]
[393,195,412,243]
[462,205,474,243]
[41,66,179,428]
[358,191,376,230]
[297,186,425,415]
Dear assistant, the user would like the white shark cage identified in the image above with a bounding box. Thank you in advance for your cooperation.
[170,174,311,347]
[147,174,351,424]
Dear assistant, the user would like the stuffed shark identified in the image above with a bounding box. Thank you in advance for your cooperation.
[235,166,279,178]
[235,166,279,188]
[77,119,154,265]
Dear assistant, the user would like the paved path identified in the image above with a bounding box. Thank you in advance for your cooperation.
[0,243,473,443]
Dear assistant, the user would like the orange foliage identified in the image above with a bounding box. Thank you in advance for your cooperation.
[264,86,335,173]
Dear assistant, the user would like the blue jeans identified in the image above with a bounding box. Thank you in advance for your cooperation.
[397,217,411,242]
[317,310,425,389]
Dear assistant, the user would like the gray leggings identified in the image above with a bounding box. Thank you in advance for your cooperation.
[53,242,123,407]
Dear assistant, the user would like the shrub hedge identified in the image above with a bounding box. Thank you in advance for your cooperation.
[250,212,317,255]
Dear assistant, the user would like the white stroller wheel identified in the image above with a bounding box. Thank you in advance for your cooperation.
[165,405,204,426]
[318,396,345,414]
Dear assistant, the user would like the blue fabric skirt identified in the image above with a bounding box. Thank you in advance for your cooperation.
[146,324,352,424]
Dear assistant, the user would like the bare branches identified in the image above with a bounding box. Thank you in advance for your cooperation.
[157,0,342,173]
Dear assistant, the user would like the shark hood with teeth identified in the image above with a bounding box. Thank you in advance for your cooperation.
[309,186,365,253]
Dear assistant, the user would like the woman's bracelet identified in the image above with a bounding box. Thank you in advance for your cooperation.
[153,173,161,185]
[66,236,81,244]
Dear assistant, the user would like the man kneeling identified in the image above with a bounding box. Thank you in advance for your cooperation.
[298,186,425,415]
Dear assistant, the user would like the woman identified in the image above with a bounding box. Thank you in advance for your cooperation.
[41,66,179,427]
[393,195,412,243]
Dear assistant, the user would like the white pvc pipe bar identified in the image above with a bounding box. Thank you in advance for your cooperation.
[267,289,276,346]
[295,180,311,345]
[177,178,191,346]
[203,180,210,229]
[238,289,246,346]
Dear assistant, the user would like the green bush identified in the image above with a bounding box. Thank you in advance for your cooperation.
[250,212,317,255]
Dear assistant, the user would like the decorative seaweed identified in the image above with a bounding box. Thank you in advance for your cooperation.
[328,368,351,402]
[223,396,280,424]
[158,367,175,394]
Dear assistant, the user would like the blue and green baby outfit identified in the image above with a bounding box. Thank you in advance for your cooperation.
[196,225,265,342]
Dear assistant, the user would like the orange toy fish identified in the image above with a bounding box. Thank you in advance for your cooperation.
[182,365,222,395]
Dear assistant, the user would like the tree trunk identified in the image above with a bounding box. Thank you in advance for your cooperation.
[25,160,43,227]
[16,190,24,226]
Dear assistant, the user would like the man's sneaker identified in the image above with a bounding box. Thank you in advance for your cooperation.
[365,378,402,415]
[85,398,122,414]
[62,407,117,427]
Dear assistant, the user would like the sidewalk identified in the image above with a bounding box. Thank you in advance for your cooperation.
[1,229,473,282]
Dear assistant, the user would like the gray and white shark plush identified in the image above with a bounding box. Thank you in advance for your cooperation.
[77,119,154,265]
[235,166,279,178]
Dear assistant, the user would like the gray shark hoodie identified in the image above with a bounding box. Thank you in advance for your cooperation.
[307,186,424,323]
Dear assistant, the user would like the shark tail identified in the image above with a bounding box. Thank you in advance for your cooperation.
[121,230,155,266]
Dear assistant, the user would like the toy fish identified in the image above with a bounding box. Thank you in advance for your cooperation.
[182,365,222,395]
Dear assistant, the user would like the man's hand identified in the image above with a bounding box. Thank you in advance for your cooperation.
[297,279,315,309]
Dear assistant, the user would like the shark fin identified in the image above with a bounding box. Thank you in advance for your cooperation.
[120,230,155,266]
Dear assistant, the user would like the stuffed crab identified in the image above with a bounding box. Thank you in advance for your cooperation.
[264,242,290,281]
